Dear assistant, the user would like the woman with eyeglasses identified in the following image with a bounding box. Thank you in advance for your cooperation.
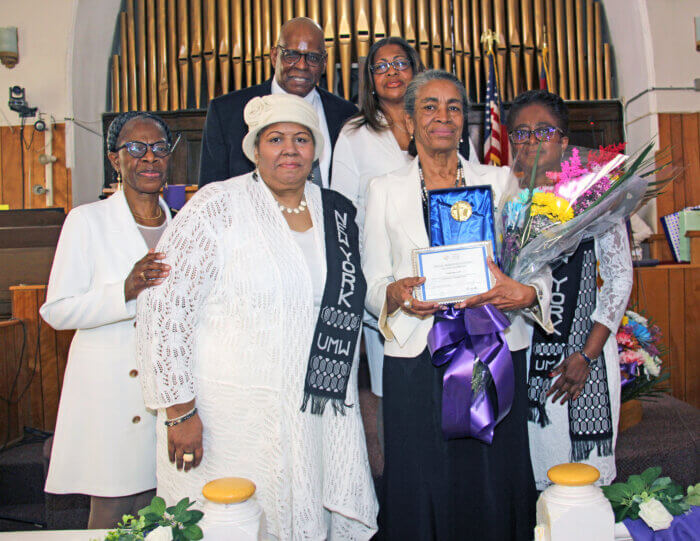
[506,90,633,490]
[363,71,552,540]
[41,111,175,528]
[331,39,478,468]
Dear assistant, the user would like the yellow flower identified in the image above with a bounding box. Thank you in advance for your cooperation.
[530,192,574,223]
[622,316,629,326]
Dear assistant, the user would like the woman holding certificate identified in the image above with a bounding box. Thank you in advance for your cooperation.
[137,94,378,539]
[362,70,552,540]
[332,37,478,417]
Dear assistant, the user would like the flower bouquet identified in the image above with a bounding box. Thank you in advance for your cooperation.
[617,309,670,403]
[498,141,669,285]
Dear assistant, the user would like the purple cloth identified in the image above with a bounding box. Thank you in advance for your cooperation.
[163,184,186,210]
[427,305,514,443]
[623,507,700,541]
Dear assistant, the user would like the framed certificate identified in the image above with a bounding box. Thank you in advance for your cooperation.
[411,241,495,304]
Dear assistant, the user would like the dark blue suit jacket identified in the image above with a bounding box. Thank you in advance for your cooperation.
[198,79,358,187]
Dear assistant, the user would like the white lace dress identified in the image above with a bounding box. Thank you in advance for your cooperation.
[136,174,378,540]
[527,221,633,489]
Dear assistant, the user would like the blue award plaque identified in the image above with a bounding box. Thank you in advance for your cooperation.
[411,185,497,303]
[427,185,497,253]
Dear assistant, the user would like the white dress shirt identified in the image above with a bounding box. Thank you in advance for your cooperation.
[272,78,332,188]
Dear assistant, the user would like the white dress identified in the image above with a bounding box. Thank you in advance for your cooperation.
[41,190,170,496]
[527,221,633,489]
[136,174,378,540]
[332,117,479,395]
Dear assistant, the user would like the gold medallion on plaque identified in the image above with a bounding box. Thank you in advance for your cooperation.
[450,200,473,222]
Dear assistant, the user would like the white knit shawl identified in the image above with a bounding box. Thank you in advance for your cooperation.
[137,173,378,539]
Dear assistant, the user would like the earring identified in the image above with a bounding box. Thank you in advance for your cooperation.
[460,137,464,143]
[307,171,314,183]
[116,172,122,191]
[252,168,260,181]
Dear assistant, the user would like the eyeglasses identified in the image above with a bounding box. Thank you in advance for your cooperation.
[508,126,564,144]
[116,134,181,158]
[277,46,327,67]
[369,59,412,74]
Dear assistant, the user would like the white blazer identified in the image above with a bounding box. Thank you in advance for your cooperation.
[40,189,171,496]
[332,116,479,238]
[362,156,553,359]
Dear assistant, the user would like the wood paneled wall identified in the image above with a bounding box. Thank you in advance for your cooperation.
[656,113,700,229]
[0,123,72,212]
[0,286,73,444]
[630,265,700,409]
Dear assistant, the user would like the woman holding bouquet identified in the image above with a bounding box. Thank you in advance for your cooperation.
[363,70,553,540]
[506,90,634,489]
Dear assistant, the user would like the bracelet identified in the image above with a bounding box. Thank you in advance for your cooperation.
[579,351,594,366]
[164,407,197,427]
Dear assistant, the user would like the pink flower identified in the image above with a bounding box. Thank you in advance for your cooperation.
[617,330,639,350]
[620,349,644,365]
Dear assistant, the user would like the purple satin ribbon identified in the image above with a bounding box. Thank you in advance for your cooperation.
[427,305,514,443]
[620,362,639,388]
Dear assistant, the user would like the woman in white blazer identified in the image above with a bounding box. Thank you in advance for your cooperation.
[332,38,479,406]
[333,39,480,477]
[362,71,553,540]
[41,112,175,529]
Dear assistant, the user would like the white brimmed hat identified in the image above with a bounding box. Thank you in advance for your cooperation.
[241,94,324,163]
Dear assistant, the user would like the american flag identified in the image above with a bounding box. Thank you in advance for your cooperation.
[539,41,551,91]
[539,60,548,90]
[483,52,508,166]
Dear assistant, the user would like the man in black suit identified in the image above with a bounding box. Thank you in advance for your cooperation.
[198,17,357,188]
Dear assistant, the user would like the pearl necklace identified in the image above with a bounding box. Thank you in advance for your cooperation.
[253,170,308,214]
[418,160,465,202]
[278,198,308,214]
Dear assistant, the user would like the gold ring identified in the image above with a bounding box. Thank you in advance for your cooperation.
[140,271,147,282]
[183,452,194,462]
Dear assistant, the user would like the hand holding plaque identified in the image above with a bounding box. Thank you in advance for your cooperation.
[412,241,495,304]
[412,186,498,304]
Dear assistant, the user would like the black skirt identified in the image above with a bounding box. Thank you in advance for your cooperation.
[379,347,536,540]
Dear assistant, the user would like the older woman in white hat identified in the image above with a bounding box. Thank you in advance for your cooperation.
[136,93,378,539]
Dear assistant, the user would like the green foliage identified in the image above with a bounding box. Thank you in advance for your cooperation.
[102,496,204,541]
[102,515,146,540]
[620,370,670,403]
[603,467,691,522]
[685,484,700,506]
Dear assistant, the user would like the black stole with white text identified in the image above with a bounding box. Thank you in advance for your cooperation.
[528,239,613,461]
[301,189,366,415]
